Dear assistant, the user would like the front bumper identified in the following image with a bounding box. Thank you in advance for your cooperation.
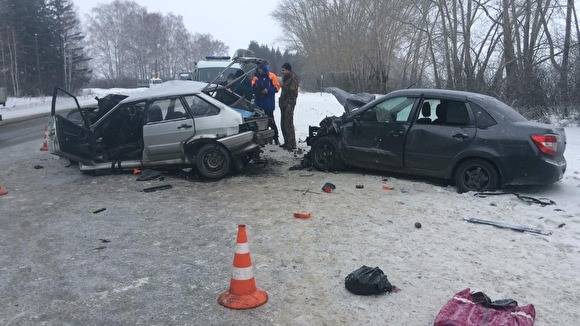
[254,129,275,146]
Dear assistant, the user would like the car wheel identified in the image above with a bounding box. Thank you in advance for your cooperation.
[195,143,231,180]
[454,159,499,193]
[311,136,344,171]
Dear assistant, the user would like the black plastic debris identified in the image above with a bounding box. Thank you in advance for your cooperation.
[474,192,555,207]
[345,266,393,295]
[137,169,163,181]
[143,184,173,193]
[289,164,305,171]
[92,208,106,214]
[471,291,518,309]
[415,222,422,229]
[99,239,111,243]
[322,182,336,193]
[558,223,566,228]
[33,165,44,169]
[356,184,364,189]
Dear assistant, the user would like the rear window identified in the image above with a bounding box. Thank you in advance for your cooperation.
[486,97,527,122]
[469,102,497,129]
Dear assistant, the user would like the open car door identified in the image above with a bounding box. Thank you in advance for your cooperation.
[49,88,95,164]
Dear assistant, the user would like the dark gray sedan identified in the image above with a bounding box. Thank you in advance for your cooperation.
[306,89,567,192]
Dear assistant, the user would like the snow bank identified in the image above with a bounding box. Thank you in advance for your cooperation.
[274,92,345,141]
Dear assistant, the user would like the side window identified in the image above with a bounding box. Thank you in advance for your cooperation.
[184,95,220,117]
[370,97,415,123]
[146,97,190,123]
[469,102,497,129]
[420,99,471,126]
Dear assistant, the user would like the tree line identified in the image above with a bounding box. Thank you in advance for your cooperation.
[273,0,579,109]
[247,40,304,75]
[0,0,229,96]
[0,0,90,96]
[86,0,228,87]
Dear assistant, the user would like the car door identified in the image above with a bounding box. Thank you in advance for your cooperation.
[49,88,95,163]
[142,97,194,163]
[405,97,476,172]
[183,94,226,136]
[343,96,417,169]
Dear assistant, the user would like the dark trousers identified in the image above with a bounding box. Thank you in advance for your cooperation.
[265,110,279,143]
[280,101,296,149]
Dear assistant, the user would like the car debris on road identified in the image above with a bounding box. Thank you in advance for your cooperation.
[464,217,552,236]
[142,184,173,193]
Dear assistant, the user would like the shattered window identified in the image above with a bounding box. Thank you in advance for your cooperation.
[373,97,415,123]
[184,95,220,117]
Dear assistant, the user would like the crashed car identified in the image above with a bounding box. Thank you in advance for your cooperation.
[48,58,275,179]
[307,88,567,192]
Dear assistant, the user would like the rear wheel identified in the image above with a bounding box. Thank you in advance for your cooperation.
[454,159,499,193]
[195,143,231,180]
[311,136,345,171]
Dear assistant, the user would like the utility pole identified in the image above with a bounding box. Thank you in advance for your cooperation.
[155,43,160,79]
[34,33,41,95]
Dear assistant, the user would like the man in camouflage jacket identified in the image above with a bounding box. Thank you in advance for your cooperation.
[279,63,299,150]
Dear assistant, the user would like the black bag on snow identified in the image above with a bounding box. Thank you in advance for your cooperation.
[345,265,393,295]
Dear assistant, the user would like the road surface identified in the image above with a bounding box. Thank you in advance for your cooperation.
[0,115,48,150]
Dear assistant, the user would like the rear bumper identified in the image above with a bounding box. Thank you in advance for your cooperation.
[504,156,566,186]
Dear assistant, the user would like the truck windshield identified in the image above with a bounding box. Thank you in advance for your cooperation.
[195,67,243,83]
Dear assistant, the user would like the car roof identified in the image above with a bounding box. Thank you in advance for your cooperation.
[118,80,209,104]
[385,88,495,101]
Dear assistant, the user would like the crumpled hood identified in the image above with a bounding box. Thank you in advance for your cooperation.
[323,87,376,114]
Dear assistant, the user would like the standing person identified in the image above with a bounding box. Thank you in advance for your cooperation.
[279,63,299,150]
[252,63,281,145]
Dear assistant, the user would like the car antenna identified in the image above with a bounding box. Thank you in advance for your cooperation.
[406,81,417,89]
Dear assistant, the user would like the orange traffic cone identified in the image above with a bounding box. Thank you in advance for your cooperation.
[218,224,268,310]
[40,126,48,151]
[0,185,8,197]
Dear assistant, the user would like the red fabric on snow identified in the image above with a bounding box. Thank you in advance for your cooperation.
[434,288,535,326]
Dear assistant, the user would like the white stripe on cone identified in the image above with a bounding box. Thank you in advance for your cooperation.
[232,266,254,280]
[236,242,249,254]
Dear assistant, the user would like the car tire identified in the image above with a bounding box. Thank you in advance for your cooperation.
[454,158,499,193]
[311,136,345,171]
[195,143,232,180]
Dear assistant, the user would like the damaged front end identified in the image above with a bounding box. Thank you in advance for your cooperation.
[306,116,343,146]
[306,87,376,146]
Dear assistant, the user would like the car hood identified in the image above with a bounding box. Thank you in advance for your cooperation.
[324,87,376,114]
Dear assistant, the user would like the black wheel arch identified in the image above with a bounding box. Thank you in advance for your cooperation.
[185,138,230,161]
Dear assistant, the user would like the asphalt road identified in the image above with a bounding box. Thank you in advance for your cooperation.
[0,115,49,150]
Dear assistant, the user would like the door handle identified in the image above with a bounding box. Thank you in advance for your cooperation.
[178,124,192,129]
[452,133,469,140]
[390,130,405,137]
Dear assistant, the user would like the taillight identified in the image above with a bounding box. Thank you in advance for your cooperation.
[531,134,558,155]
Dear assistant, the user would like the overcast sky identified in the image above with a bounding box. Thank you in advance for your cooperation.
[73,0,284,53]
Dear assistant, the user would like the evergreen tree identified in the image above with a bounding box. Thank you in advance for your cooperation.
[0,0,90,95]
